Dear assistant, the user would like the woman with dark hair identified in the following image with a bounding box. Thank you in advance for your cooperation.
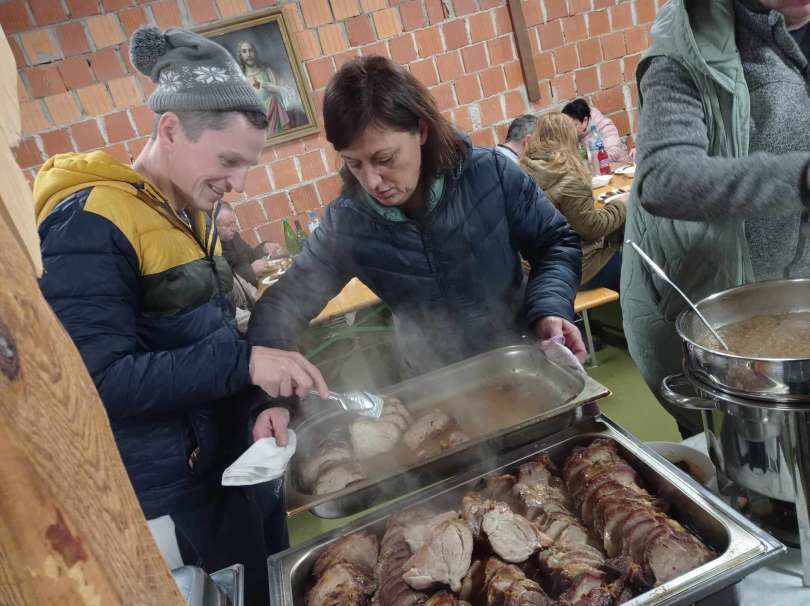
[248,56,585,376]
[561,98,630,162]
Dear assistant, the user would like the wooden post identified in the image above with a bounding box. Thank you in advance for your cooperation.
[507,0,541,103]
[0,24,183,606]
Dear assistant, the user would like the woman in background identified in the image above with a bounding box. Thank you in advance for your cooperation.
[562,98,630,163]
[521,113,627,291]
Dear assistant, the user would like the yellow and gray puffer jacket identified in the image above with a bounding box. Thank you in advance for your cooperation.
[35,150,251,519]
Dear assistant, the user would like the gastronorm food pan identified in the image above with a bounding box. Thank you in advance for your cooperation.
[286,345,608,518]
[270,415,784,606]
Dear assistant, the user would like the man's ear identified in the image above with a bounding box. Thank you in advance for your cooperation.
[156,112,182,147]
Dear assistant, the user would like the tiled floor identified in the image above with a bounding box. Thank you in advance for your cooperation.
[287,303,682,545]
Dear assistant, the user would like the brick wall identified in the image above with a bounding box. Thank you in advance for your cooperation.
[3,0,663,246]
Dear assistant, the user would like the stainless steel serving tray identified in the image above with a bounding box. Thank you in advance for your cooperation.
[270,415,784,606]
[286,345,608,518]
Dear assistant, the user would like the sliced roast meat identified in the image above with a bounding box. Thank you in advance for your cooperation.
[300,437,353,490]
[462,494,511,540]
[484,558,555,606]
[313,461,366,495]
[459,559,486,605]
[643,525,715,585]
[387,506,441,532]
[307,560,376,606]
[403,410,451,450]
[350,417,402,459]
[424,591,471,606]
[482,508,551,563]
[570,460,641,507]
[374,525,427,606]
[313,531,379,578]
[404,511,462,553]
[381,397,413,424]
[402,518,474,592]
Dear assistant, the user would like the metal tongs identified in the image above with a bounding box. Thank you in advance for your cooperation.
[308,389,385,418]
[625,240,730,350]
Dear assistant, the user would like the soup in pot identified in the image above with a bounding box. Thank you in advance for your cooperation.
[700,312,810,358]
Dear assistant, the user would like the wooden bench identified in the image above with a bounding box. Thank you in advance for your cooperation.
[574,287,620,366]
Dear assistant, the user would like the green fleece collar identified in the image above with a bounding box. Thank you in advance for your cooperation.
[363,177,445,222]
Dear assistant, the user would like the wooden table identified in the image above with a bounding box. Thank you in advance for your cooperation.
[592,172,634,205]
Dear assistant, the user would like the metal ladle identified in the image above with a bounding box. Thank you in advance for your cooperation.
[625,240,730,351]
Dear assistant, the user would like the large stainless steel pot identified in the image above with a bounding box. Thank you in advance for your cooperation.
[675,278,810,401]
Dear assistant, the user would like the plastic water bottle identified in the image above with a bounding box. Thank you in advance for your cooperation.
[588,125,601,176]
[306,210,320,234]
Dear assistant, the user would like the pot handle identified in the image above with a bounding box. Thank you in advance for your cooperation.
[660,374,717,411]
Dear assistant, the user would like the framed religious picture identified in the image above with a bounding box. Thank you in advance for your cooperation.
[197,8,320,146]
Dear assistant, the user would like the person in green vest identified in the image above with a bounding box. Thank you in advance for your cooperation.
[621,0,810,437]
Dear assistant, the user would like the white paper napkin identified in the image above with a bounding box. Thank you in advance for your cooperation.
[538,335,587,380]
[221,430,297,486]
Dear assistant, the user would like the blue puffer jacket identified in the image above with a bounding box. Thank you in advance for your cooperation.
[35,152,252,519]
[248,143,581,375]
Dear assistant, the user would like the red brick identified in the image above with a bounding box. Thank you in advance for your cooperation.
[362,41,390,57]
[108,76,143,109]
[610,109,630,135]
[299,150,326,181]
[479,94,503,125]
[624,52,642,82]
[21,30,61,65]
[454,0,477,15]
[523,0,542,27]
[399,0,425,31]
[461,43,488,73]
[104,111,136,143]
[151,0,183,29]
[636,0,657,23]
[468,12,496,45]
[533,51,554,80]
[290,184,320,212]
[601,32,626,60]
[0,0,33,33]
[545,0,568,19]
[561,14,587,43]
[104,142,131,164]
[389,34,417,64]
[575,66,598,95]
[58,57,96,89]
[479,0,503,8]
[13,138,43,169]
[592,85,624,113]
[271,158,300,189]
[103,0,133,9]
[534,79,553,107]
[242,167,271,197]
[90,48,127,82]
[331,0,360,20]
[528,26,541,55]
[235,200,267,229]
[452,105,473,132]
[306,57,335,90]
[415,27,444,58]
[567,0,590,13]
[479,66,506,97]
[131,104,154,136]
[503,89,524,117]
[41,128,75,156]
[487,35,514,65]
[470,127,495,147]
[66,0,100,18]
[55,23,90,59]
[119,7,149,35]
[436,51,464,82]
[426,0,448,24]
[71,120,106,151]
[45,91,82,125]
[346,15,375,47]
[625,26,648,54]
[593,0,612,7]
[537,20,563,51]
[262,192,293,222]
[599,58,622,88]
[256,221,286,249]
[610,3,632,29]
[127,136,149,160]
[410,58,439,86]
[31,0,68,26]
[443,19,469,51]
[577,37,602,66]
[316,174,343,203]
[588,9,610,36]
[334,49,359,70]
[20,99,50,134]
[454,74,482,104]
[8,36,25,67]
[431,82,456,111]
[492,6,511,36]
[503,60,523,88]
[551,72,575,101]
[26,65,66,98]
[553,44,578,73]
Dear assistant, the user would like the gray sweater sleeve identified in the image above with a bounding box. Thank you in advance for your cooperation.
[635,56,809,221]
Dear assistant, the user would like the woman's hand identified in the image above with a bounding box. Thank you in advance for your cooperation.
[252,407,290,445]
[536,316,587,363]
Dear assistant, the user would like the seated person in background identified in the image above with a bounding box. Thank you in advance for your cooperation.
[494,113,538,165]
[521,113,627,292]
[562,98,630,163]
[248,56,586,375]
[217,202,283,286]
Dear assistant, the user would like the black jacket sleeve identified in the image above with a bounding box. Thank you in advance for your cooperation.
[498,154,582,325]
[247,208,351,350]
[39,204,252,423]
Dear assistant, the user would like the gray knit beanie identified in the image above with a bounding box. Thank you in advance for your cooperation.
[130,26,266,115]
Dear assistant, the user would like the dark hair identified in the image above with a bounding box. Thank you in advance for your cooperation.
[322,55,467,198]
[150,110,269,142]
[505,114,538,143]
[561,99,591,122]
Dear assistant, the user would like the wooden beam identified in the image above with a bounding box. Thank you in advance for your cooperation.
[506,0,541,103]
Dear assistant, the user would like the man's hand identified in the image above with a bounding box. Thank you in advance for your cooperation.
[252,407,290,444]
[251,258,269,275]
[536,316,587,363]
[263,242,284,258]
[249,346,329,399]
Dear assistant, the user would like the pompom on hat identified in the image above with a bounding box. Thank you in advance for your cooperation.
[130,26,266,115]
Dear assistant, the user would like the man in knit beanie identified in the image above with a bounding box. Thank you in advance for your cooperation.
[34,26,328,603]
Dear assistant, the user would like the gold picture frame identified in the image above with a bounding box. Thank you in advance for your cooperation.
[196,8,320,147]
